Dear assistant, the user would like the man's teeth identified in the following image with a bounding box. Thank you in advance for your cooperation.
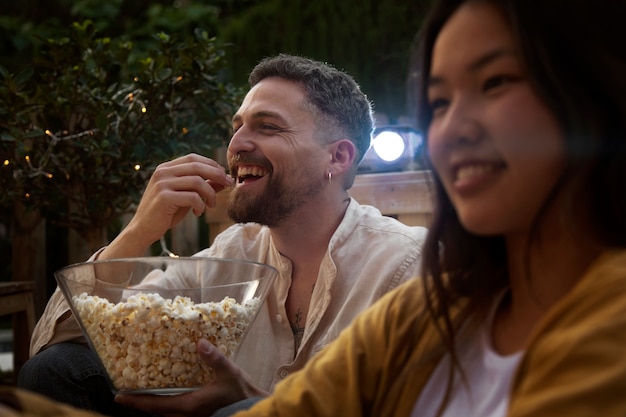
[238,166,268,179]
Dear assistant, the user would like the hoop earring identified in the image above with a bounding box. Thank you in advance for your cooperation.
[328,171,332,185]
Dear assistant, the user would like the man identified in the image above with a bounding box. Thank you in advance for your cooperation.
[19,54,426,416]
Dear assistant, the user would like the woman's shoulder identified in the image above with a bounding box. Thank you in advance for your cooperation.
[526,249,626,354]
[565,248,626,312]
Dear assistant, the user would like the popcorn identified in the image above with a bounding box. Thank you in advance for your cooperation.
[72,292,261,392]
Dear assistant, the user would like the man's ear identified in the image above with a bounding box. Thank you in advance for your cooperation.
[328,139,356,174]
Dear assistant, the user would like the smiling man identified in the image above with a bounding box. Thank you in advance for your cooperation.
[19,54,427,417]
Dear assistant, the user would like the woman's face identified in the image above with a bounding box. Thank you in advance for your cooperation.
[426,0,566,237]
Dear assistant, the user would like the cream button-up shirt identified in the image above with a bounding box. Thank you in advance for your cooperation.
[30,198,427,391]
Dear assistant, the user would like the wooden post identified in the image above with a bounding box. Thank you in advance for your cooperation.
[10,202,46,319]
[170,211,200,256]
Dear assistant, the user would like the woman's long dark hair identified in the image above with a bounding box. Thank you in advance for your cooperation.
[411,0,626,378]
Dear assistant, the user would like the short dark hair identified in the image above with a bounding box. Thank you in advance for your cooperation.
[249,54,374,173]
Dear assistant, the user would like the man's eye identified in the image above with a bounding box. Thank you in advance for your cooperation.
[260,124,280,132]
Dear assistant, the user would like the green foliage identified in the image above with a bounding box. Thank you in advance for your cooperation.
[218,0,432,121]
[0,0,222,73]
[0,20,242,241]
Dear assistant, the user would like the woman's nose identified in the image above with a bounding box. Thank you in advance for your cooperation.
[429,101,482,149]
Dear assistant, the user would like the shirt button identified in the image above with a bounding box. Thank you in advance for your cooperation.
[276,314,283,323]
[279,369,289,379]
[281,263,289,271]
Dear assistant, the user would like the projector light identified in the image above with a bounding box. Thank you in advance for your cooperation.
[358,126,423,173]
[372,131,405,162]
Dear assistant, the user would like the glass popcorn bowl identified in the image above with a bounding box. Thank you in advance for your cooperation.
[55,256,277,395]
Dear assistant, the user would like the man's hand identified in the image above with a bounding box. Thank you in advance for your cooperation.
[100,153,234,259]
[114,339,268,417]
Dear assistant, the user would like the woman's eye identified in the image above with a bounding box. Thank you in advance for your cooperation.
[429,97,449,116]
[483,75,514,92]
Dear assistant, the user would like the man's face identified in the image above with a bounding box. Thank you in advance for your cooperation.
[226,77,331,227]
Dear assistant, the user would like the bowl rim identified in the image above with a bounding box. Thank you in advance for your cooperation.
[55,255,278,273]
[54,256,279,284]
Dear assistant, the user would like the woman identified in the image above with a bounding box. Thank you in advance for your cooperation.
[227,0,626,416]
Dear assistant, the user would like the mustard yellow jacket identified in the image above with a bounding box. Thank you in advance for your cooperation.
[234,249,626,417]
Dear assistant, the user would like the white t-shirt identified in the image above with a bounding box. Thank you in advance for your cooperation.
[411,293,523,417]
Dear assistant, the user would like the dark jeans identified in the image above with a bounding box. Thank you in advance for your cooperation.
[17,342,152,417]
[17,342,262,416]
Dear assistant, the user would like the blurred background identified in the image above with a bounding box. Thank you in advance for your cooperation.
[0,0,432,377]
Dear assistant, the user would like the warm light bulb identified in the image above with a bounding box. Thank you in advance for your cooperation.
[3,160,8,166]
[141,107,147,113]
[134,164,141,171]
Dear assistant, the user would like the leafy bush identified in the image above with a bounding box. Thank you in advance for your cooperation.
[0,20,242,250]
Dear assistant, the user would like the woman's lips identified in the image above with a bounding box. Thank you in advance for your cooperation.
[452,161,506,194]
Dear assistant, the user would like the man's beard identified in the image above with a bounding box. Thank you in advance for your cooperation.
[227,171,325,228]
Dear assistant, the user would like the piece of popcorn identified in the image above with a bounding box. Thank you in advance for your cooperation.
[72,292,260,392]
